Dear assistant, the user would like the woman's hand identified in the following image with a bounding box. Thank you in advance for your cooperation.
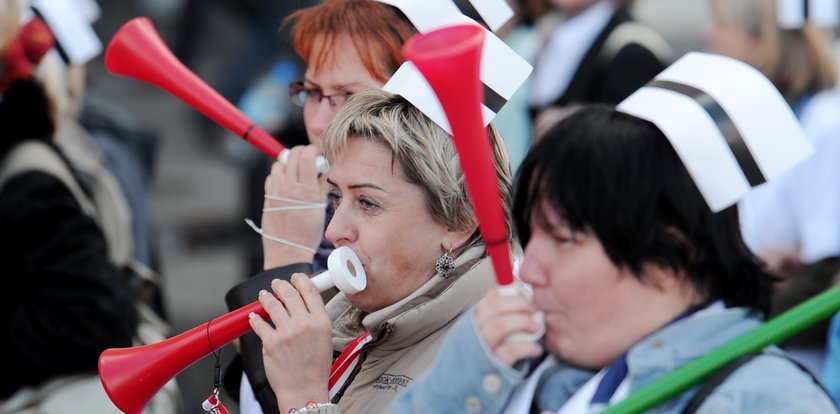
[249,273,333,412]
[474,286,544,366]
[262,145,329,268]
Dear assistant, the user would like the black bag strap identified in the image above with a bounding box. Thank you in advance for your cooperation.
[681,351,829,414]
[680,353,759,414]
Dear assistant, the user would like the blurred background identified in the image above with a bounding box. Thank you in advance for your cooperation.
[86,0,717,412]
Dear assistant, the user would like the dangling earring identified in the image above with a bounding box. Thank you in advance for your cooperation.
[435,248,456,278]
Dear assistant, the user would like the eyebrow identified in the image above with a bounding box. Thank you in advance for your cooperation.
[326,178,387,192]
[303,78,366,92]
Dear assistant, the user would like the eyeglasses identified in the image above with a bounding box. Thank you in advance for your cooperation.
[289,81,354,109]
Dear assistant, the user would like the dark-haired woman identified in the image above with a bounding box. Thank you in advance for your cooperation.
[390,104,837,414]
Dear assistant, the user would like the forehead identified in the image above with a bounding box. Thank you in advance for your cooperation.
[329,138,402,181]
[533,201,566,226]
[305,33,381,89]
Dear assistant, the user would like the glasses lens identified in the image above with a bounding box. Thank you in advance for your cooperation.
[289,82,308,107]
[330,92,353,108]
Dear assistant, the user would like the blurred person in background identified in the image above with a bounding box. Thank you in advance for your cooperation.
[0,0,136,403]
[707,0,840,373]
[527,0,673,133]
[51,31,166,324]
[487,0,551,172]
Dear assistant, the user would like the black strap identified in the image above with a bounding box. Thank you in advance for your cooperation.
[681,351,830,414]
[680,353,758,414]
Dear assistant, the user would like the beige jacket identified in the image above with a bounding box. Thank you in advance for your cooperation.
[325,246,496,413]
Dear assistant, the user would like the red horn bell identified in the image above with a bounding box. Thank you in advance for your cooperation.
[99,301,268,414]
[403,25,515,286]
[105,17,285,159]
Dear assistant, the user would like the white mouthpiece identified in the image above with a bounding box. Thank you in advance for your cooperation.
[498,284,545,344]
[310,246,367,294]
[278,148,330,174]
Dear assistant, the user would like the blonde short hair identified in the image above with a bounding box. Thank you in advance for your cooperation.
[323,89,514,251]
[710,0,837,101]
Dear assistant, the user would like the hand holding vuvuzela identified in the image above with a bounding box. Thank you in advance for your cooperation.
[98,247,365,414]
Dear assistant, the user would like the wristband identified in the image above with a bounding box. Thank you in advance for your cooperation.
[289,401,339,414]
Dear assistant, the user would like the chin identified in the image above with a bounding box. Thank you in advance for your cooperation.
[544,331,584,368]
[543,330,563,356]
[345,291,362,306]
[344,291,377,313]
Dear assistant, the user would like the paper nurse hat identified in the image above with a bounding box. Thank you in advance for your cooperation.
[25,0,101,66]
[776,0,839,28]
[375,0,533,133]
[617,52,813,212]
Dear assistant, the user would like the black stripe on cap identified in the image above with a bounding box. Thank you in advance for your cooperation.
[30,7,70,65]
[804,0,811,21]
[453,0,489,29]
[646,79,766,187]
[395,0,506,114]
[483,83,506,113]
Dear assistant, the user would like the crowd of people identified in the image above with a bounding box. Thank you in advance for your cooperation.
[3,0,840,413]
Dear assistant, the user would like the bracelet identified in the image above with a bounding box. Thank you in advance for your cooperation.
[244,218,317,254]
[289,401,339,414]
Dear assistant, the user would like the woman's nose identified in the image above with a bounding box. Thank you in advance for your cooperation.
[519,240,546,287]
[305,100,336,146]
[325,204,355,246]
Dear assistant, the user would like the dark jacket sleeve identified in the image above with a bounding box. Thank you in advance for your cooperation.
[0,171,137,397]
[225,262,314,414]
[601,42,666,104]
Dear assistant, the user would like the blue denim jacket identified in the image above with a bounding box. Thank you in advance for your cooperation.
[391,306,838,413]
[824,312,840,406]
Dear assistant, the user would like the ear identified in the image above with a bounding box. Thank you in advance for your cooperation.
[441,227,474,254]
[641,264,681,293]
[746,36,767,69]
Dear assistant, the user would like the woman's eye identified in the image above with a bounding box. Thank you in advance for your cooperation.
[327,191,342,206]
[358,196,380,211]
[551,233,574,245]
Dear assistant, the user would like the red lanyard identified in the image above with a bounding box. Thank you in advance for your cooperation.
[202,394,230,414]
[328,332,373,398]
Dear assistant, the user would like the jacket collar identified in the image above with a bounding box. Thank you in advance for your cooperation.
[626,306,762,392]
[327,246,494,350]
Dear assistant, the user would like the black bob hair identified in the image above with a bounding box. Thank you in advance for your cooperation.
[513,105,774,316]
